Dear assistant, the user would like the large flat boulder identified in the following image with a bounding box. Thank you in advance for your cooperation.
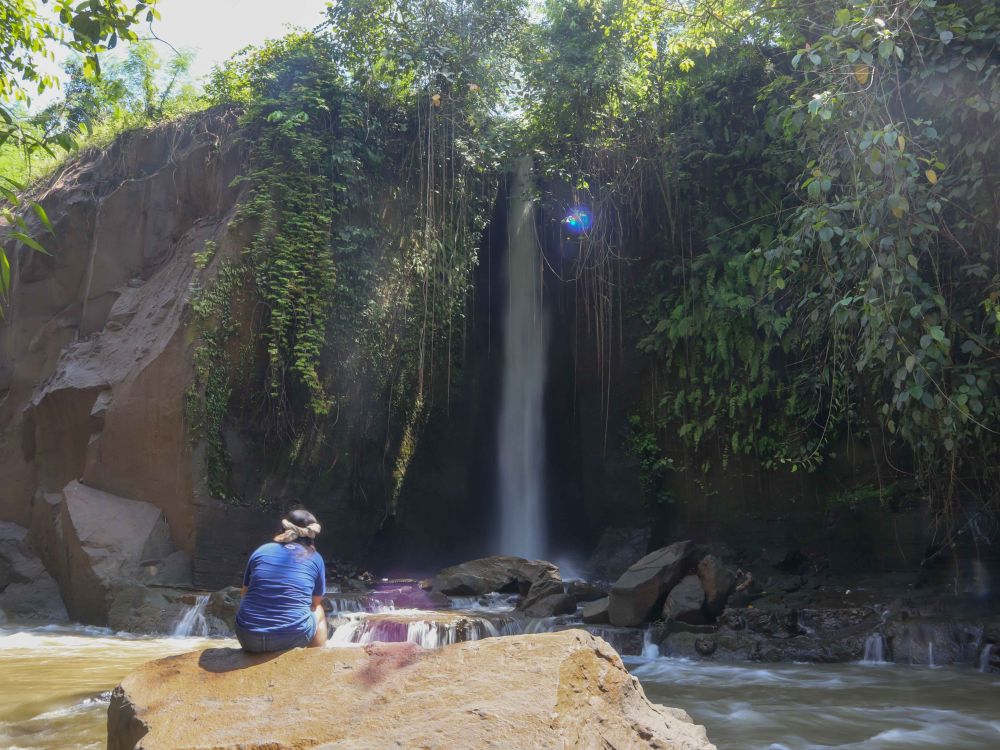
[30,480,174,624]
[609,541,696,627]
[108,630,715,750]
[432,555,560,596]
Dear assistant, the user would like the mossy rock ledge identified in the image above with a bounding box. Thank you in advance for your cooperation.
[107,630,715,749]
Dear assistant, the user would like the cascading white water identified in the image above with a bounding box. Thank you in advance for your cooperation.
[978,643,994,673]
[172,595,209,637]
[641,628,662,659]
[327,610,523,648]
[497,156,547,560]
[862,633,887,664]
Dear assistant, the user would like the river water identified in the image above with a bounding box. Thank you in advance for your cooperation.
[1,624,998,749]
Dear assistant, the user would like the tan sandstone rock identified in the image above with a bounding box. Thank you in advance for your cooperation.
[108,629,715,750]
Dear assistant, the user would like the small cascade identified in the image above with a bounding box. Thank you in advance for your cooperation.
[862,633,888,664]
[641,628,661,660]
[172,595,209,637]
[927,642,936,668]
[328,610,522,649]
[978,643,994,673]
[325,595,396,614]
[448,593,519,612]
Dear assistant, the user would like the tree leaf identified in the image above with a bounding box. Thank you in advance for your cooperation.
[925,169,938,184]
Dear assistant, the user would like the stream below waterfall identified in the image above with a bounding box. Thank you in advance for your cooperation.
[1,621,998,749]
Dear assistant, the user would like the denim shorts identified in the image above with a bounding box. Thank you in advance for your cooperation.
[236,618,315,653]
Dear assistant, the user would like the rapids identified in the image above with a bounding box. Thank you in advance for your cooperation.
[1,620,998,749]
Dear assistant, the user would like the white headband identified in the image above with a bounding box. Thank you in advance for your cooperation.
[274,518,321,543]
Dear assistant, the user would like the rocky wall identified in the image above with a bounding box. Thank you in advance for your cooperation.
[0,110,247,604]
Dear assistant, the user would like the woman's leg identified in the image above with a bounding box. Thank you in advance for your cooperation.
[308,603,328,648]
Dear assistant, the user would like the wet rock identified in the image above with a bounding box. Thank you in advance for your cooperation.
[586,527,651,581]
[431,555,560,596]
[567,579,609,603]
[521,593,577,618]
[206,586,241,632]
[608,540,696,627]
[0,576,69,623]
[0,521,69,623]
[581,596,610,624]
[106,583,187,634]
[108,630,716,750]
[517,578,575,617]
[663,575,707,625]
[697,555,735,617]
[583,625,644,656]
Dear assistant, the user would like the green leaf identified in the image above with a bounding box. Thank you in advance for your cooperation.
[11,232,48,254]
[32,202,53,234]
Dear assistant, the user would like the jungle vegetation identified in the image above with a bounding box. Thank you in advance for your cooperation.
[4,0,999,547]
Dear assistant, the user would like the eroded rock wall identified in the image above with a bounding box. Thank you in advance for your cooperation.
[0,111,246,606]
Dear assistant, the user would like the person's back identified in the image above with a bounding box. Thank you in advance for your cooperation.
[235,508,328,653]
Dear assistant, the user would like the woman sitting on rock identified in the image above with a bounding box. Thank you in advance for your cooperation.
[235,508,328,652]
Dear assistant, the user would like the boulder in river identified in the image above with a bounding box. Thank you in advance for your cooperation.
[581,595,611,624]
[28,480,175,625]
[107,630,716,750]
[0,521,68,623]
[663,575,708,625]
[608,540,696,627]
[431,555,559,596]
[696,555,735,618]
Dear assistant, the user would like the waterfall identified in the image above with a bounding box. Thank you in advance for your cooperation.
[978,644,994,673]
[497,156,547,560]
[641,628,662,659]
[927,642,936,668]
[862,633,887,664]
[172,595,209,637]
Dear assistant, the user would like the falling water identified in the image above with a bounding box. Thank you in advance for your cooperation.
[928,642,936,668]
[641,628,662,659]
[978,643,994,672]
[862,633,887,664]
[497,156,546,560]
[171,595,209,637]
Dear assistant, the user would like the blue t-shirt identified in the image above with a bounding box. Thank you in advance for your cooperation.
[236,542,326,634]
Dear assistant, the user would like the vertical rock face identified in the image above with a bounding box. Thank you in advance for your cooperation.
[0,111,247,608]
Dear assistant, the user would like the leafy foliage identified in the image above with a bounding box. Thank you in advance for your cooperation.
[0,0,158,306]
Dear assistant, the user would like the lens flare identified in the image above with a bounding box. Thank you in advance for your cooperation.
[562,207,592,235]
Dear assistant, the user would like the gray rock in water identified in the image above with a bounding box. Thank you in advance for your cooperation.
[0,521,69,623]
[107,583,187,634]
[521,593,577,618]
[582,596,610,624]
[207,586,241,633]
[608,540,695,627]
[432,556,559,596]
[697,555,736,617]
[663,575,707,625]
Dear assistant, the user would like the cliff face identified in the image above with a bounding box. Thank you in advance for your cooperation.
[0,111,251,602]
